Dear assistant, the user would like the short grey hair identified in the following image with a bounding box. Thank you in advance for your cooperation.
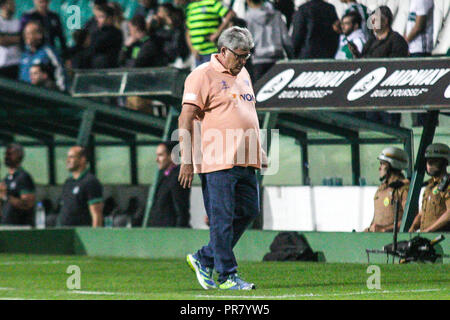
[217,26,254,51]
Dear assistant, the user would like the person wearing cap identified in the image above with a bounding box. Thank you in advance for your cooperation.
[409,143,450,233]
[364,147,410,232]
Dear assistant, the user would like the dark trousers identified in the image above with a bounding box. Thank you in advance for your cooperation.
[196,166,260,283]
[195,54,212,67]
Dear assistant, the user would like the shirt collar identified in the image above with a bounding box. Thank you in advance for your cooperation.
[210,54,234,76]
[7,167,22,180]
[71,168,89,181]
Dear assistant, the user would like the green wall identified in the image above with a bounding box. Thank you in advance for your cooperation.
[0,228,448,264]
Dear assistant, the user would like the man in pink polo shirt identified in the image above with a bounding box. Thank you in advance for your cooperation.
[178,26,265,290]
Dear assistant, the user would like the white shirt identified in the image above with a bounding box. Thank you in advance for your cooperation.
[406,0,434,54]
[0,15,21,67]
[335,29,366,60]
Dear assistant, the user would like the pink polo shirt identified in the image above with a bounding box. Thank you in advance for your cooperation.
[182,54,264,174]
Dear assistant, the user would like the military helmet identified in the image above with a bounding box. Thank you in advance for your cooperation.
[425,143,450,164]
[377,147,409,170]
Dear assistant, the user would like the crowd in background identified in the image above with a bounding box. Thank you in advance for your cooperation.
[0,0,447,123]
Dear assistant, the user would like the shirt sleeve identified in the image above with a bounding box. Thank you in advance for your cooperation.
[17,173,35,196]
[414,0,433,16]
[182,69,209,110]
[86,178,103,206]
[215,0,229,18]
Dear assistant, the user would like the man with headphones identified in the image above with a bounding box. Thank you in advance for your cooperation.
[365,147,410,232]
[409,143,450,233]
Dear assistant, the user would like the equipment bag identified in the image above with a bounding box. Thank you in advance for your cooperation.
[263,231,318,262]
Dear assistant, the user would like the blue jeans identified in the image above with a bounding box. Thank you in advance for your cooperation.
[195,54,212,67]
[196,166,260,283]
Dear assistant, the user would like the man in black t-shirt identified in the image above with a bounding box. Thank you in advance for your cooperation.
[0,143,36,226]
[57,146,104,227]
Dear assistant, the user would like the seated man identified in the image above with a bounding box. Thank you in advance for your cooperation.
[19,20,65,91]
[409,143,450,232]
[148,141,191,228]
[365,147,410,232]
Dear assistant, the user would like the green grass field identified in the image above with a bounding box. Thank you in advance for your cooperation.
[0,254,448,300]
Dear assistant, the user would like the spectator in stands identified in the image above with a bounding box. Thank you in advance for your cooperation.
[335,11,366,60]
[291,0,339,59]
[364,147,410,232]
[245,0,294,82]
[135,0,159,25]
[347,6,409,59]
[185,0,236,66]
[19,20,66,91]
[405,0,433,57]
[272,0,294,30]
[83,0,108,37]
[119,14,166,68]
[0,0,21,79]
[89,4,123,68]
[405,0,434,127]
[148,141,191,228]
[20,0,66,56]
[334,0,370,39]
[66,29,91,74]
[57,146,104,227]
[409,143,450,233]
[149,3,189,66]
[347,6,408,127]
[29,62,57,90]
[0,143,36,226]
[109,1,129,45]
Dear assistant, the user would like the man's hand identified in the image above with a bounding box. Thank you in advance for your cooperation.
[209,32,219,43]
[346,40,360,58]
[178,163,194,189]
[332,20,342,34]
[369,224,384,232]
